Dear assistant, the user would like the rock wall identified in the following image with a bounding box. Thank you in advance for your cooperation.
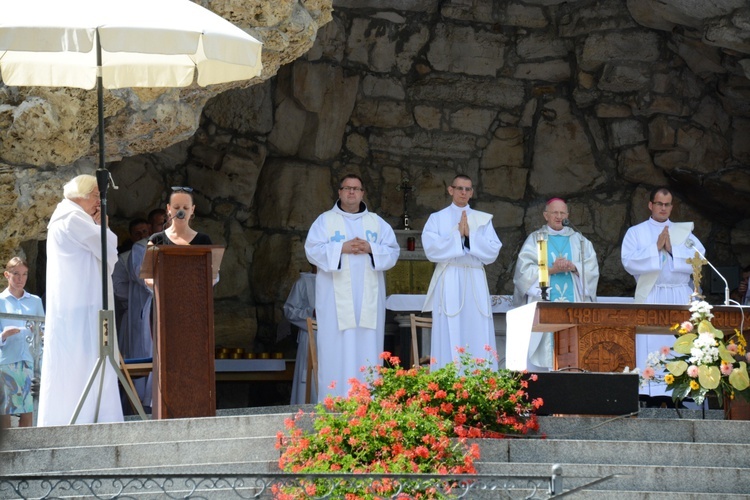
[2,0,750,352]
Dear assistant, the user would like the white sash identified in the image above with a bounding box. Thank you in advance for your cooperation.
[422,210,492,312]
[325,211,380,331]
[634,222,693,303]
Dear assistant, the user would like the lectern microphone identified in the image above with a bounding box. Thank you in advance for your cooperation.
[163,209,186,228]
[686,239,730,305]
[562,218,579,232]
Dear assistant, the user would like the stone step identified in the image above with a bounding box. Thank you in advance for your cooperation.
[1,436,279,475]
[3,409,746,453]
[569,492,750,499]
[2,407,749,498]
[474,438,750,468]
[537,413,750,445]
[474,462,750,496]
[3,463,748,498]
[0,407,311,451]
[4,432,749,477]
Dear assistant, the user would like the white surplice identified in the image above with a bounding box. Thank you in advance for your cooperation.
[421,203,502,370]
[305,202,399,402]
[512,225,600,369]
[283,271,316,404]
[38,198,124,426]
[621,217,705,396]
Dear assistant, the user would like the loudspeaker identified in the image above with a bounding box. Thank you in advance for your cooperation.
[525,371,640,415]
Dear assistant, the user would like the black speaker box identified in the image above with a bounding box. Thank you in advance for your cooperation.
[524,371,640,415]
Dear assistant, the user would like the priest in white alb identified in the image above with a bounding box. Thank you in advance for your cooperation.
[622,186,704,396]
[305,174,399,401]
[422,174,502,370]
[512,198,600,370]
[38,174,124,426]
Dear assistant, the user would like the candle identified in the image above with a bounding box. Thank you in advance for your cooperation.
[537,232,549,287]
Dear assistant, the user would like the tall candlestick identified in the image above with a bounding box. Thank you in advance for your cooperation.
[537,232,549,288]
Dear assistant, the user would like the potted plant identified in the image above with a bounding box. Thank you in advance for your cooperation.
[275,349,543,498]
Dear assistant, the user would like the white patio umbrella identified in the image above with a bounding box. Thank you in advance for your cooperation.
[0,0,263,422]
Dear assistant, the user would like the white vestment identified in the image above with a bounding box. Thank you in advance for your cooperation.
[38,198,123,426]
[621,217,705,396]
[421,203,502,370]
[283,272,316,404]
[305,202,399,401]
[512,225,600,369]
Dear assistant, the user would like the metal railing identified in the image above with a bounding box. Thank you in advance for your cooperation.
[0,467,582,499]
[0,312,44,425]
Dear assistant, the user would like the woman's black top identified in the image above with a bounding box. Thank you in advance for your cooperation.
[148,231,212,246]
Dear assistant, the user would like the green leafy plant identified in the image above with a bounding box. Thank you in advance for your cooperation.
[275,349,542,499]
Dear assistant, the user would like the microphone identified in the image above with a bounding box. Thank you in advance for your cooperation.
[686,239,729,305]
[163,210,186,228]
[562,219,579,231]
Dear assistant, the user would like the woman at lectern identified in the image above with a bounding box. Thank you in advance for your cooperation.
[148,187,212,246]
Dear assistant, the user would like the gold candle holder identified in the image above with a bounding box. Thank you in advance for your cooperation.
[537,231,549,300]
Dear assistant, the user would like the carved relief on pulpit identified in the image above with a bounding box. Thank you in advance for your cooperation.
[555,324,635,372]
[579,327,634,372]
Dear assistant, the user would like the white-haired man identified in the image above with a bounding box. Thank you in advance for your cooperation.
[38,174,123,426]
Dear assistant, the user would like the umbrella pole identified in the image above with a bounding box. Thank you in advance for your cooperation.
[70,30,148,423]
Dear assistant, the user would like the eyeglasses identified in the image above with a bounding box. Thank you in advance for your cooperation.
[652,202,672,208]
[451,186,473,192]
[171,186,194,193]
[339,186,364,192]
[545,211,568,217]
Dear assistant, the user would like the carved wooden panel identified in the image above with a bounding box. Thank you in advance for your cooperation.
[152,246,217,420]
[536,302,749,333]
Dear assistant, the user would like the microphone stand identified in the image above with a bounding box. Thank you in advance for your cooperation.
[686,240,729,306]
[563,219,588,302]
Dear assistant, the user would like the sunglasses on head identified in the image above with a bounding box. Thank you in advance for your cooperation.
[171,186,194,193]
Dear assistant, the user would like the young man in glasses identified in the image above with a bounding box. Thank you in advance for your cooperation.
[621,186,704,397]
[304,174,399,402]
[421,174,502,371]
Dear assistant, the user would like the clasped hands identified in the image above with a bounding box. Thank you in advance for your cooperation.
[458,211,469,237]
[657,227,672,254]
[343,237,371,255]
[550,257,576,274]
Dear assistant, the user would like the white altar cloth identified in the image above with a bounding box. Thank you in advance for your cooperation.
[385,294,513,313]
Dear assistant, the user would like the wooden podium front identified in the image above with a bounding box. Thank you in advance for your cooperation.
[534,302,749,372]
[141,245,223,419]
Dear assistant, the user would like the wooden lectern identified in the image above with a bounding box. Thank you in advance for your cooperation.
[534,302,750,373]
[140,245,224,419]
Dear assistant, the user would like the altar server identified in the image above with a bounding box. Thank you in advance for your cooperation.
[422,174,502,370]
[305,174,399,401]
[622,186,704,395]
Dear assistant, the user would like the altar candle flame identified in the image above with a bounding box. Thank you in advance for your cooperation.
[537,233,549,287]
